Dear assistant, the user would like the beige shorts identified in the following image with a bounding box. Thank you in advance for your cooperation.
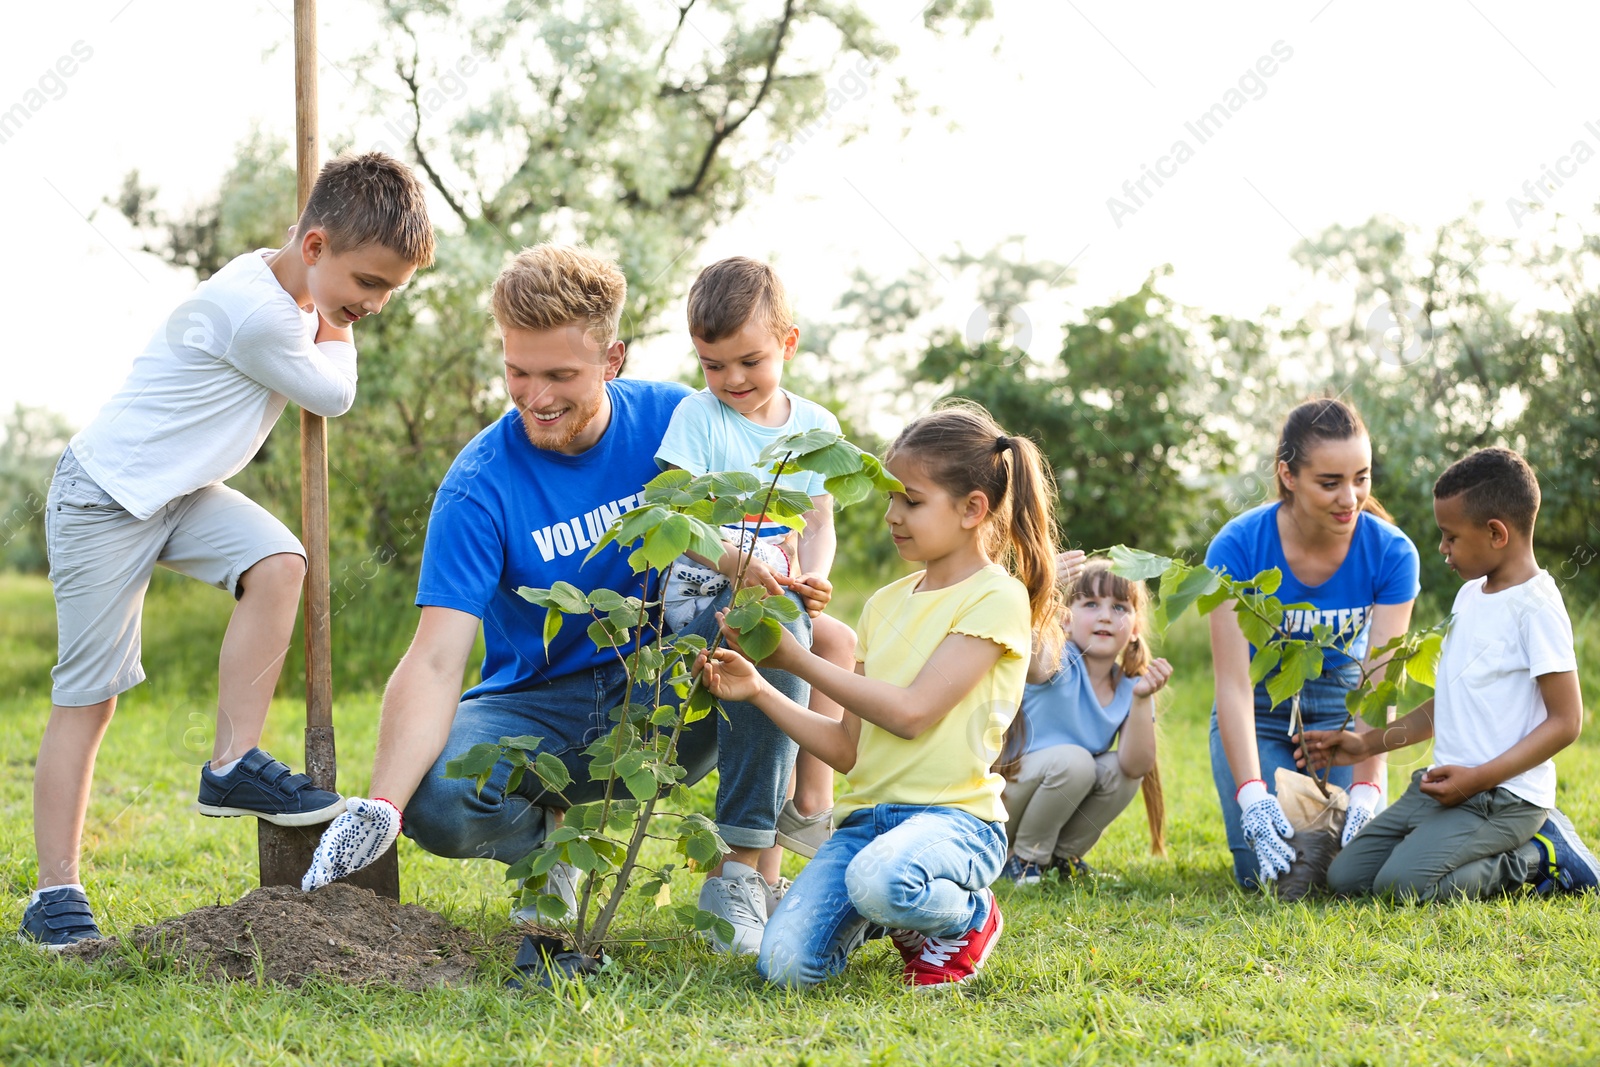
[46,447,305,706]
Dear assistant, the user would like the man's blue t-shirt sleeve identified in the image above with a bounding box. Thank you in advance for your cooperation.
[655,394,713,475]
[416,487,503,617]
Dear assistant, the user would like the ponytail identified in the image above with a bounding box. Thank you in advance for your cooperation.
[1141,763,1167,857]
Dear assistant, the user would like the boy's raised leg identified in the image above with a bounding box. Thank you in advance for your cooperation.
[33,699,117,891]
[214,552,306,766]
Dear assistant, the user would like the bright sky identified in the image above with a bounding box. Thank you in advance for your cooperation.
[6,0,1600,429]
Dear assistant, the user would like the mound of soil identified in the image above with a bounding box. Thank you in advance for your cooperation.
[65,884,479,990]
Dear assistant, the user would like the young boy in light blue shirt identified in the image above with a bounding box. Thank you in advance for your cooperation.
[655,257,857,953]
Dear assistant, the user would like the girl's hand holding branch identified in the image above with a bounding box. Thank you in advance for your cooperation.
[695,647,765,704]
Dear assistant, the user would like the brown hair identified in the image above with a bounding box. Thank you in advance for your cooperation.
[1275,397,1393,523]
[491,244,628,348]
[995,559,1167,855]
[687,256,793,343]
[1433,446,1541,537]
[297,151,434,267]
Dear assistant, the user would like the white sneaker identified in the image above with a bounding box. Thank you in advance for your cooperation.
[776,801,833,858]
[511,861,581,925]
[697,860,769,955]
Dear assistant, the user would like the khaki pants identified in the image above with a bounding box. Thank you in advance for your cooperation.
[1002,744,1141,864]
[1327,769,1545,902]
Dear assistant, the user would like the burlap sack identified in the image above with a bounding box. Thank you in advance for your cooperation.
[1271,768,1348,902]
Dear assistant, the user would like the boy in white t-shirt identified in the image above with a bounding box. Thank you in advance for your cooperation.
[19,153,435,949]
[655,257,858,953]
[1301,447,1597,900]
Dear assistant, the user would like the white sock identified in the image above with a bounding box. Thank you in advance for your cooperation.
[33,883,85,905]
[211,756,242,777]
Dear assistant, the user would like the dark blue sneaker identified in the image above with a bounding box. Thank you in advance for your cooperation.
[1000,854,1042,885]
[198,747,346,827]
[19,887,102,950]
[1532,809,1600,893]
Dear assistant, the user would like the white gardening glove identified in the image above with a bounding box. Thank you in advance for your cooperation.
[301,796,402,891]
[1342,781,1383,846]
[1237,779,1296,882]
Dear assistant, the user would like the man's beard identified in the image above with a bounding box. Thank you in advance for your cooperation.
[518,386,604,451]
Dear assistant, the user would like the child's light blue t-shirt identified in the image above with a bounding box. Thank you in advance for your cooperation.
[1204,502,1420,668]
[1019,642,1135,756]
[655,388,841,541]
[416,378,692,695]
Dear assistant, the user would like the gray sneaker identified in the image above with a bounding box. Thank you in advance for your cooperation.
[766,876,792,917]
[697,860,769,955]
[512,861,581,925]
[776,801,832,859]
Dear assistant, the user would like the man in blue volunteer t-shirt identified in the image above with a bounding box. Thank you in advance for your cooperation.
[302,245,811,951]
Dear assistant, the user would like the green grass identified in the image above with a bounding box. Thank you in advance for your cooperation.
[2,570,1600,1065]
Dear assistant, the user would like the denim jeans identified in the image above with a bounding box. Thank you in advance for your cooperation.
[758,804,1007,988]
[1209,663,1360,889]
[404,586,810,860]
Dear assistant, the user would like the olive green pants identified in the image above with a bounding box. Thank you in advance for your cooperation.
[1327,769,1544,902]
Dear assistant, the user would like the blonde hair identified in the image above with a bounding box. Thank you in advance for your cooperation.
[687,256,793,343]
[491,244,628,347]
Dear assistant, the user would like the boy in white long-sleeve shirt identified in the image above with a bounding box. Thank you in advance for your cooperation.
[20,152,434,949]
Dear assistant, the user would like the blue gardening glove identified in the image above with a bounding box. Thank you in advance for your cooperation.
[1342,781,1382,846]
[1237,780,1296,882]
[302,797,402,891]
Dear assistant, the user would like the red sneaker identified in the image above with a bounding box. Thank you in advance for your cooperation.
[902,889,1003,990]
[887,927,926,964]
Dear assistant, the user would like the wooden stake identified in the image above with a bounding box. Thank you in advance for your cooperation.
[257,0,400,898]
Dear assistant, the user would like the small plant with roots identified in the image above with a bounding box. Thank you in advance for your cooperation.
[445,429,899,957]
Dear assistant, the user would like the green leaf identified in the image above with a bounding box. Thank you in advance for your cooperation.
[686,831,725,866]
[823,472,875,509]
[443,742,501,782]
[623,769,658,801]
[1360,680,1399,728]
[1265,645,1308,708]
[762,594,802,622]
[1196,579,1232,616]
[794,442,862,478]
[638,513,695,572]
[724,599,764,631]
[1107,545,1170,582]
[709,471,763,497]
[737,617,784,662]
[565,839,600,873]
[546,581,590,614]
[773,488,818,516]
[505,765,525,795]
[499,734,543,752]
[1302,642,1324,681]
[712,918,736,946]
[587,588,628,612]
[541,606,562,659]
[1251,568,1283,595]
[757,428,840,465]
[1156,563,1221,630]
[1405,632,1444,688]
[1236,609,1275,649]
[1249,645,1281,685]
[642,467,695,503]
[533,752,572,792]
[516,586,553,606]
[684,683,717,724]
[535,893,570,920]
[682,515,727,563]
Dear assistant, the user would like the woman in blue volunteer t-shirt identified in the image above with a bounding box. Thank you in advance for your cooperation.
[1206,399,1420,889]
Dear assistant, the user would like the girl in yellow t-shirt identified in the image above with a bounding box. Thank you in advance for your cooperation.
[699,401,1062,990]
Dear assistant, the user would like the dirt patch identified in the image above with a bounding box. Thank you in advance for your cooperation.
[64,883,480,990]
